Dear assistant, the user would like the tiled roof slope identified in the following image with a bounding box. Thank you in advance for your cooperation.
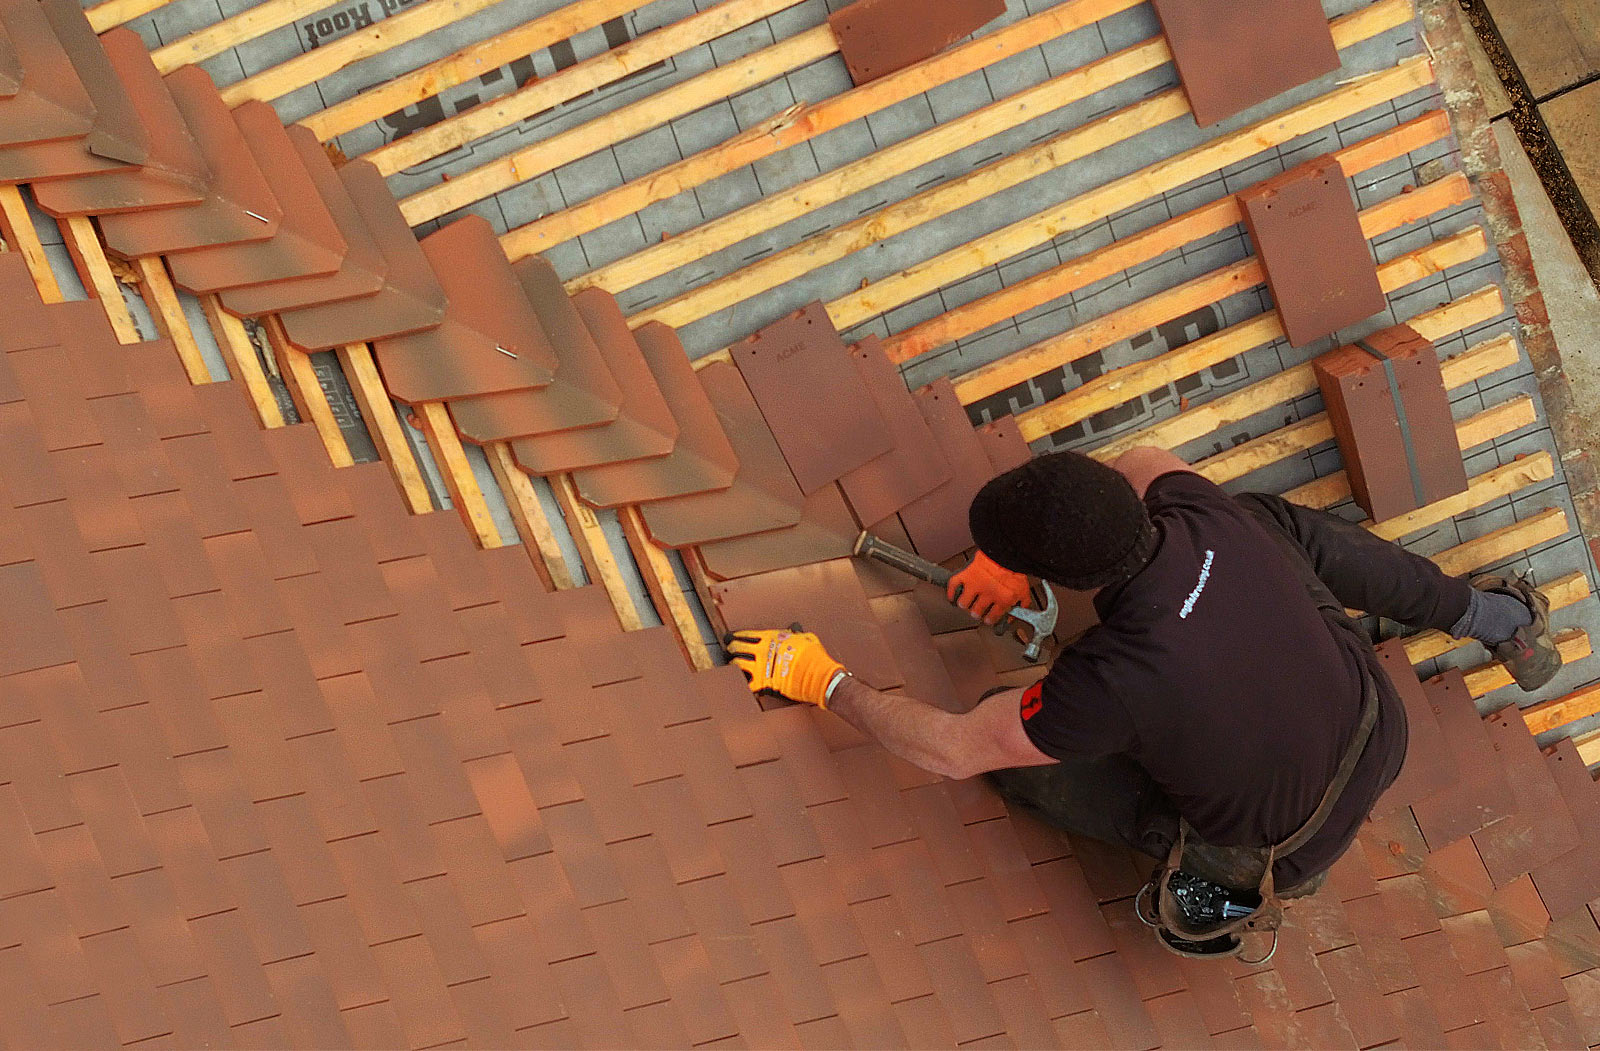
[3,247,1600,1049]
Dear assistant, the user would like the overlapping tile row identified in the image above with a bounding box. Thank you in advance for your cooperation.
[5,234,1600,1046]
[0,0,1024,588]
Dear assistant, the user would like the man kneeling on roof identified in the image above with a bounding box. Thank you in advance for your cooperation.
[726,448,1560,958]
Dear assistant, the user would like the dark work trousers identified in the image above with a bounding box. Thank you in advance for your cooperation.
[987,491,1475,893]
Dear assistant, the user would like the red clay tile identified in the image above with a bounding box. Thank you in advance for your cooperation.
[0,3,140,181]
[0,889,98,1007]
[946,876,1034,986]
[794,1013,852,1049]
[633,771,723,883]
[467,914,566,1030]
[917,934,1009,1044]
[1032,855,1120,960]
[730,302,893,495]
[677,872,768,984]
[45,993,123,1051]
[166,101,346,293]
[834,336,950,525]
[897,378,997,562]
[0,562,71,675]
[262,954,352,1050]
[890,994,960,1049]
[866,838,962,945]
[1534,999,1587,1049]
[697,481,860,581]
[651,934,739,1045]
[509,287,677,472]
[1241,156,1386,347]
[749,913,836,1024]
[273,160,445,348]
[1144,989,1217,1050]
[1372,639,1459,816]
[371,215,556,402]
[820,954,909,1048]
[370,935,467,1049]
[219,125,389,316]
[977,413,1032,475]
[1472,709,1580,888]
[186,908,282,1027]
[338,1000,408,1050]
[447,254,622,440]
[0,16,19,96]
[710,557,903,690]
[1412,669,1516,850]
[1151,0,1340,127]
[719,972,803,1048]
[584,898,674,1011]
[99,66,282,257]
[828,0,1005,86]
[1316,324,1470,522]
[1490,872,1553,947]
[639,360,805,546]
[1529,737,1600,920]
[0,0,93,148]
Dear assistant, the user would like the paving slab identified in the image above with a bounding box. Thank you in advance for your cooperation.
[639,360,805,548]
[1541,80,1600,219]
[272,160,444,348]
[30,29,207,214]
[1483,0,1600,99]
[509,288,677,474]
[217,127,387,316]
[371,215,555,404]
[167,101,346,294]
[447,256,622,443]
[99,66,281,258]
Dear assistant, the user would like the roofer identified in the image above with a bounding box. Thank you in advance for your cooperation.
[725,447,1561,959]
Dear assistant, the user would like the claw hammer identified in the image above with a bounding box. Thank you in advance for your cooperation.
[853,532,1058,662]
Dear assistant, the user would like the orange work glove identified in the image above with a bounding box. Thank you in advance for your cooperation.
[947,550,1031,625]
[724,627,851,708]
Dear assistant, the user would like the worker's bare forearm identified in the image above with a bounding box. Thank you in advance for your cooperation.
[826,676,969,780]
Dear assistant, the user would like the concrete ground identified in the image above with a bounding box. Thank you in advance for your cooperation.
[1453,1,1600,595]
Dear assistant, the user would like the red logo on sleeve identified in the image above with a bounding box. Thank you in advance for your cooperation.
[1019,681,1044,721]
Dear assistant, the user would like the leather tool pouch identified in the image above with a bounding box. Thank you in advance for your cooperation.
[1142,667,1378,957]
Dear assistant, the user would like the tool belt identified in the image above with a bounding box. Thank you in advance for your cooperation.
[1139,663,1380,960]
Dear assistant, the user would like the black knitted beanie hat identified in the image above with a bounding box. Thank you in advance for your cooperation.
[968,450,1159,591]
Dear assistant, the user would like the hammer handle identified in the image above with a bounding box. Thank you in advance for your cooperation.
[853,532,952,589]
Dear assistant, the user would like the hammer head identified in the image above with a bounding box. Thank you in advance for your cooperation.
[1008,584,1059,662]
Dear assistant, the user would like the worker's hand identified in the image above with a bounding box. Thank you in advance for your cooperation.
[947,550,1031,625]
[724,627,850,708]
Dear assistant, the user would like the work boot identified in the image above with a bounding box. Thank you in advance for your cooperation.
[1471,573,1562,691]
